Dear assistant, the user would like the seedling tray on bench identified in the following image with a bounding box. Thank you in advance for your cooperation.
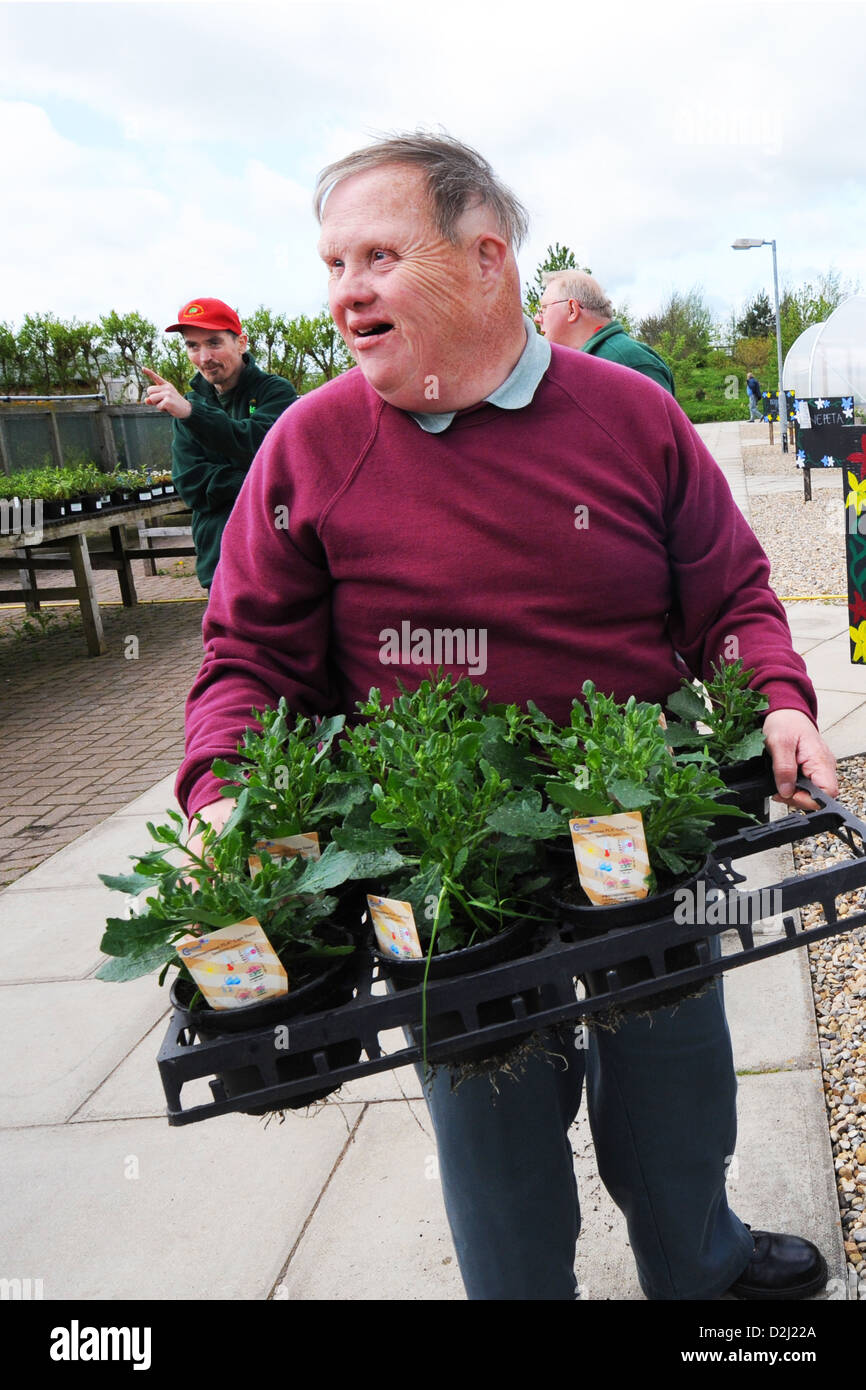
[157,780,866,1125]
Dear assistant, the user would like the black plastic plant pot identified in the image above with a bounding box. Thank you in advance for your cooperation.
[376,914,544,1067]
[81,493,102,514]
[710,751,776,839]
[551,861,712,1011]
[169,942,360,1115]
[41,499,65,520]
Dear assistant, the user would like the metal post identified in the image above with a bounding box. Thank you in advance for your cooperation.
[770,239,788,454]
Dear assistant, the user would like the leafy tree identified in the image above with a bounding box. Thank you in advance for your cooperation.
[294,310,352,386]
[637,288,714,357]
[100,311,159,401]
[151,334,193,393]
[523,243,590,319]
[243,306,287,374]
[18,313,57,393]
[0,321,30,393]
[735,291,774,339]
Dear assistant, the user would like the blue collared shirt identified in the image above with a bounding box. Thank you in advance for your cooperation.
[408,315,551,433]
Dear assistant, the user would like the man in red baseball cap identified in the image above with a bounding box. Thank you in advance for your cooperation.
[143,297,297,589]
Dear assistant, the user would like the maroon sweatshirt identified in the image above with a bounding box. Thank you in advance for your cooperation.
[177,346,816,817]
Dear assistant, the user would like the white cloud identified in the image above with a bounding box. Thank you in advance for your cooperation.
[1,2,865,329]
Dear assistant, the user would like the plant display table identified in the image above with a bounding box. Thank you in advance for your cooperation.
[157,780,866,1125]
[0,499,196,655]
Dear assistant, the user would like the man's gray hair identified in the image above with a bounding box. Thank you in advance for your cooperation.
[314,131,529,250]
[542,270,613,320]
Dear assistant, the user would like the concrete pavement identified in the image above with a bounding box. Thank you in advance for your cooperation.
[1,421,864,1300]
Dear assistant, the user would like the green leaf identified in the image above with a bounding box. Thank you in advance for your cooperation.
[294,845,358,893]
[351,847,405,878]
[608,776,656,810]
[485,795,564,839]
[726,730,766,763]
[98,871,162,895]
[667,686,709,723]
[545,783,613,817]
[96,942,174,982]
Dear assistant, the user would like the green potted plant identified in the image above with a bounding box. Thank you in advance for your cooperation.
[529,681,749,1007]
[335,675,561,1067]
[664,658,774,824]
[98,811,362,1111]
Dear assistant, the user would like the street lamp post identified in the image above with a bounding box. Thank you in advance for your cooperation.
[732,237,788,453]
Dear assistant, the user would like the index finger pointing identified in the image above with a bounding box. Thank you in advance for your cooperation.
[142,367,167,385]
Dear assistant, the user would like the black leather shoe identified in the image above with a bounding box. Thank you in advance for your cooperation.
[727,1229,828,1300]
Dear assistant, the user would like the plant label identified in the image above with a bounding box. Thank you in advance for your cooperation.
[569,813,651,905]
[248,831,320,875]
[175,917,288,1009]
[367,895,423,959]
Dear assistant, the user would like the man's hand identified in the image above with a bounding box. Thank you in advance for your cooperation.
[762,708,837,811]
[185,795,236,873]
[143,367,192,420]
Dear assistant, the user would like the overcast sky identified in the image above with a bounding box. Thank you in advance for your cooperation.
[2,0,865,339]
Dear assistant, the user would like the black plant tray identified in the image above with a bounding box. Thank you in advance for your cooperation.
[157,779,866,1125]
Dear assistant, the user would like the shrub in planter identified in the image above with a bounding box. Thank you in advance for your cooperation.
[212,702,400,932]
[97,811,363,1110]
[335,675,562,1067]
[664,658,774,826]
[529,682,749,1008]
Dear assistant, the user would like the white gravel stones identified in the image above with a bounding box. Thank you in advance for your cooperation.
[794,754,866,1301]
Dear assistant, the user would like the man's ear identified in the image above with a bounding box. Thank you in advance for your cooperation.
[566,300,581,323]
[238,332,249,351]
[473,233,509,287]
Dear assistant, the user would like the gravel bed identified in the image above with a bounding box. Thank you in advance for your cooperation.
[740,427,849,598]
[748,493,848,598]
[793,755,866,1300]
[741,435,798,476]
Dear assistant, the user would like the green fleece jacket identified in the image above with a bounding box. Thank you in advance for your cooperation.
[582,321,676,396]
[171,355,297,588]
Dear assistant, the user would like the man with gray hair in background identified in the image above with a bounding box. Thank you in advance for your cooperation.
[177,130,834,1302]
[536,269,676,395]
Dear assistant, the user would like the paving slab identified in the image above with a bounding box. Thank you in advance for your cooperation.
[1,814,166,892]
[784,602,848,642]
[724,946,820,1075]
[275,1098,464,1300]
[729,1071,846,1299]
[814,689,866,734]
[112,774,179,819]
[801,640,866,696]
[819,704,866,761]
[73,1016,177,1122]
[0,977,170,1126]
[0,1107,361,1300]
[0,883,112,982]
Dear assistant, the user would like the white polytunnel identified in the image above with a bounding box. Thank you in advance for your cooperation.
[783,295,866,404]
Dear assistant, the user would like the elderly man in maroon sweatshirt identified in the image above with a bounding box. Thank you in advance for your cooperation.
[177,133,836,1302]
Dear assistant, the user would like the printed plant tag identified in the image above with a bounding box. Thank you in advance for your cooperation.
[367,894,423,959]
[569,812,652,905]
[175,917,288,1010]
[249,831,320,874]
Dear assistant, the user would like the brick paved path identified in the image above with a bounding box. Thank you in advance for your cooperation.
[1,565,208,887]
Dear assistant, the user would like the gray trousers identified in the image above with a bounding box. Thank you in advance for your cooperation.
[420,969,755,1300]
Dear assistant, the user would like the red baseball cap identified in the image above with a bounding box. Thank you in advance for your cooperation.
[165,297,244,335]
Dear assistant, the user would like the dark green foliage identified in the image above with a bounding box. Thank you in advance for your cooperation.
[338,676,558,952]
[530,681,744,883]
[665,658,768,766]
[97,810,357,984]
